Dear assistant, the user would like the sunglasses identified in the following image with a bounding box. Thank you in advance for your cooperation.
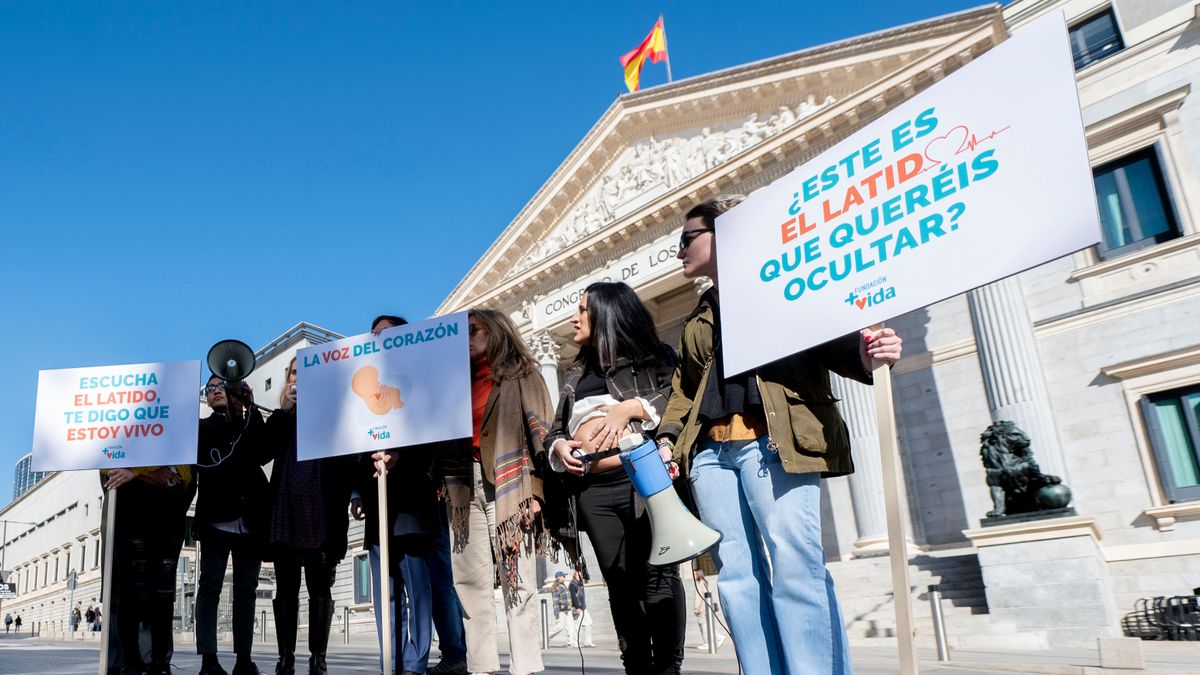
[679,227,714,251]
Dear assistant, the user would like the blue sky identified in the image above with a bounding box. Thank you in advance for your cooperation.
[1,0,990,504]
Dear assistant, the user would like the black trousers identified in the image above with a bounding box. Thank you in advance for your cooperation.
[273,549,337,603]
[576,474,686,675]
[105,484,188,674]
[195,529,262,656]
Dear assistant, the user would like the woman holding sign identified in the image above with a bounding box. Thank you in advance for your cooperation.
[261,357,352,675]
[544,281,687,674]
[657,196,902,675]
[442,308,558,675]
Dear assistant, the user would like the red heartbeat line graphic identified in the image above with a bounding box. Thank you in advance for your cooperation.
[923,124,1011,168]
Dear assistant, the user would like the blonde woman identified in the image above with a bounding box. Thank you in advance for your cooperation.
[441,309,560,675]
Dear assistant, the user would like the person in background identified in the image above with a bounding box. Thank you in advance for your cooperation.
[442,308,560,675]
[5,612,13,633]
[194,375,270,675]
[691,568,725,651]
[349,313,451,675]
[100,461,196,675]
[261,357,352,675]
[657,195,903,675]
[568,570,596,649]
[15,615,22,633]
[71,604,81,633]
[544,281,686,674]
[550,571,573,648]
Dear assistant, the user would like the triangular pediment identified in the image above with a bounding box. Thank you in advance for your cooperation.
[439,5,1005,316]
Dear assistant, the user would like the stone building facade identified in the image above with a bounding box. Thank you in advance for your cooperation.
[437,0,1200,649]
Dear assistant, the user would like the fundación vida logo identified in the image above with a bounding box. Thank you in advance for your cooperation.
[367,426,392,441]
[100,445,126,460]
[844,276,896,310]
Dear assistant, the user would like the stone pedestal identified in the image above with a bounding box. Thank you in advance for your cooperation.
[964,515,1120,648]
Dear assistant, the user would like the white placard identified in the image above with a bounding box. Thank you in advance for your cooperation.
[295,313,472,460]
[717,13,1100,375]
[32,360,201,472]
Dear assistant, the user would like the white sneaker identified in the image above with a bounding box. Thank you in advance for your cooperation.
[693,643,709,650]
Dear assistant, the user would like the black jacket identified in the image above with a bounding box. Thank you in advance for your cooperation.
[194,409,270,538]
[354,444,438,549]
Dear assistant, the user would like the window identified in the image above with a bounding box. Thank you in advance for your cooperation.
[1069,9,1123,70]
[353,554,372,605]
[1142,386,1200,502]
[1093,148,1180,259]
[265,377,272,392]
[94,539,100,569]
[79,544,85,571]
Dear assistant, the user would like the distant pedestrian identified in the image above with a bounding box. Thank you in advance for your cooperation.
[71,605,82,632]
[569,570,596,648]
[550,572,573,647]
[4,612,12,633]
[92,605,102,632]
[15,615,22,632]
[85,605,95,631]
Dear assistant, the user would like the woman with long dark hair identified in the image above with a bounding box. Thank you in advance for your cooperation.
[545,281,687,675]
[261,356,352,675]
[657,196,903,675]
[442,308,558,675]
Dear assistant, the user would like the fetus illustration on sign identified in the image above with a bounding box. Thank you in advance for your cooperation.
[351,366,405,415]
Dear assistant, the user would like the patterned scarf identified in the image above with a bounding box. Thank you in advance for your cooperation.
[444,371,556,605]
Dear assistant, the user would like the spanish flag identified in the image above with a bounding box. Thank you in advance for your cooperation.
[620,16,669,93]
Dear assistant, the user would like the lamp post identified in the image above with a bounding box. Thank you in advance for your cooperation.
[0,519,39,618]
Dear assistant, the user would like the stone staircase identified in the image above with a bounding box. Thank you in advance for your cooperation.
[832,548,1049,651]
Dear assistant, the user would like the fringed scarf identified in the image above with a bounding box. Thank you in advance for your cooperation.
[445,370,557,605]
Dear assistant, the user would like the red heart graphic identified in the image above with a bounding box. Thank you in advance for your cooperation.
[374,393,381,400]
[923,125,969,167]
[855,297,867,309]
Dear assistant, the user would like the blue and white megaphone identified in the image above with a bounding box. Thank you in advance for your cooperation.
[618,434,721,567]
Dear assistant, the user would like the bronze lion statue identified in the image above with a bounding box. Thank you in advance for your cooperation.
[981,421,1067,518]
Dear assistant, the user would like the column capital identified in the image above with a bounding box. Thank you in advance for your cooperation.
[527,331,562,366]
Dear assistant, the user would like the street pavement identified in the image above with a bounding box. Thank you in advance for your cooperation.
[2,634,1198,674]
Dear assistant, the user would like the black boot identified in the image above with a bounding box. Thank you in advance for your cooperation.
[272,598,297,675]
[199,653,229,675]
[231,654,261,675]
[306,598,333,675]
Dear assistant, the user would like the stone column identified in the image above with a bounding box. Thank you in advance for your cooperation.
[967,277,1068,479]
[527,331,562,397]
[831,374,889,555]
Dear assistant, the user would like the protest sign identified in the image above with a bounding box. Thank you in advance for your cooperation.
[716,13,1100,375]
[32,360,201,471]
[295,312,471,460]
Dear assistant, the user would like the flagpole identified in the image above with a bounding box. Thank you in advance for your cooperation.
[661,15,673,82]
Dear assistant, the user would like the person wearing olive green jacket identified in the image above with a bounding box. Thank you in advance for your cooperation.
[655,196,903,675]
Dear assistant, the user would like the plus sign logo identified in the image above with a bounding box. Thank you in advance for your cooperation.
[844,278,896,310]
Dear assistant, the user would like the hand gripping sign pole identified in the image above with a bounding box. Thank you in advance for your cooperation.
[377,463,393,675]
[98,487,118,675]
[872,339,918,675]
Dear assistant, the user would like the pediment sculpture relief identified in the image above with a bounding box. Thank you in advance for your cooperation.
[512,94,836,274]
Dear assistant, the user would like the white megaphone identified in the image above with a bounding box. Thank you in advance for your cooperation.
[619,434,721,566]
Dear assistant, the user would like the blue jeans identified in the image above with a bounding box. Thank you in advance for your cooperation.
[370,543,433,672]
[689,437,852,675]
[429,505,467,663]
